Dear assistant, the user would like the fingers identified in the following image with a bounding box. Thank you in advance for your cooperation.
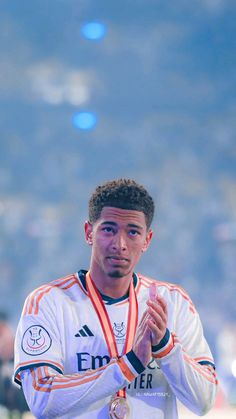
[149,282,158,301]
[147,301,167,327]
[147,316,166,339]
[147,293,167,315]
[148,294,168,314]
[138,309,150,328]
[146,295,168,346]
[134,293,168,346]
[134,310,148,338]
[132,311,152,366]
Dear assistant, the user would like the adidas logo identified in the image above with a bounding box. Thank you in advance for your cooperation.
[75,325,94,337]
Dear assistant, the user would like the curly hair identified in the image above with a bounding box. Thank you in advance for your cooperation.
[88,179,155,229]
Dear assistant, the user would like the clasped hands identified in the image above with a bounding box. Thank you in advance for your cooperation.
[133,292,168,367]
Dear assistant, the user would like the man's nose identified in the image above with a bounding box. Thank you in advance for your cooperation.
[111,232,127,251]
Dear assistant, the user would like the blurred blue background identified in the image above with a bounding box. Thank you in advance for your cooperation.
[0,0,236,415]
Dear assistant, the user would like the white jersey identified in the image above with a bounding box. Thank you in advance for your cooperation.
[14,270,217,418]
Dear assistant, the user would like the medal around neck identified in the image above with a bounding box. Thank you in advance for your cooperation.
[109,396,130,419]
[86,272,137,417]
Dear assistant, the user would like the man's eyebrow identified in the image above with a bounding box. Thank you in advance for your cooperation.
[101,221,143,230]
[127,223,143,230]
[101,221,117,226]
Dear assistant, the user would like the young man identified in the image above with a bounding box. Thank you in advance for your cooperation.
[14,179,217,418]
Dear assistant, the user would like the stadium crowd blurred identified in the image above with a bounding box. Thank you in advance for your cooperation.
[1,0,236,416]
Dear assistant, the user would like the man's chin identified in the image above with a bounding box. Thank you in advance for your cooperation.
[108,270,125,278]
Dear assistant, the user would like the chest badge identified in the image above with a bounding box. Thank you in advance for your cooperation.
[113,322,126,339]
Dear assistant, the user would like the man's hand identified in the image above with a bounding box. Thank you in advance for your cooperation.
[132,311,152,367]
[146,295,168,346]
[132,293,168,366]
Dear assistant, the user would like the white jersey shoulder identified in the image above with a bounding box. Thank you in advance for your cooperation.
[23,273,82,317]
[137,273,196,314]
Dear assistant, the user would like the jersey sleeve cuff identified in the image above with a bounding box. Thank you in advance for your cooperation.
[117,350,145,383]
[13,361,64,386]
[151,329,174,359]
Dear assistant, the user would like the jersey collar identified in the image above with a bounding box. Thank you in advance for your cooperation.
[77,269,138,305]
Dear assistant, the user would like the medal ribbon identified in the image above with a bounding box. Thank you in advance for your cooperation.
[86,271,138,398]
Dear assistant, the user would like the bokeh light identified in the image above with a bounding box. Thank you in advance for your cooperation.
[232,360,236,378]
[81,22,106,40]
[72,112,97,130]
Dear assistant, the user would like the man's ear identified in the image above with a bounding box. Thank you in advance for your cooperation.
[142,229,153,253]
[84,221,93,245]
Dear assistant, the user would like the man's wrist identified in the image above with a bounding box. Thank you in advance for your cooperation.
[125,350,146,374]
[151,329,174,358]
[117,350,145,383]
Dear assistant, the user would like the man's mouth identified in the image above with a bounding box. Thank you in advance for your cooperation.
[106,256,129,263]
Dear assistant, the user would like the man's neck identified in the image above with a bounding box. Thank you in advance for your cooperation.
[88,268,133,299]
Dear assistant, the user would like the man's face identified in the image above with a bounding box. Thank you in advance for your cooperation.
[85,207,153,279]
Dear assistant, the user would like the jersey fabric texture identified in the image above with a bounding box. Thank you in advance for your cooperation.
[14,270,217,418]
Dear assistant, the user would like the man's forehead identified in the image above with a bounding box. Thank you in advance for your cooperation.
[98,206,146,225]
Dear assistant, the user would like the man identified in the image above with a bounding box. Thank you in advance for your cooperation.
[14,179,217,418]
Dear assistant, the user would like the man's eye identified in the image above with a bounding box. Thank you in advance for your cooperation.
[102,227,114,233]
[129,230,139,236]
